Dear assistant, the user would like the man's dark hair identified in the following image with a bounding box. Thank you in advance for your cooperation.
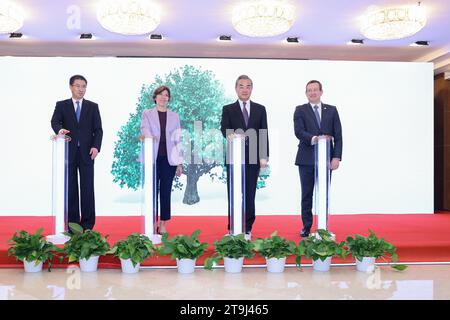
[306,80,322,91]
[235,75,253,88]
[70,75,88,86]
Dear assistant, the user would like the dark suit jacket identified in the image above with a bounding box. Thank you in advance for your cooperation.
[294,103,342,166]
[51,98,103,164]
[220,100,269,164]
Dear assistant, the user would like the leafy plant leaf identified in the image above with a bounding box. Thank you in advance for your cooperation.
[158,229,207,260]
[61,224,110,262]
[8,228,58,271]
[252,231,297,259]
[111,233,156,267]
[392,264,408,271]
[204,234,254,270]
[295,229,347,266]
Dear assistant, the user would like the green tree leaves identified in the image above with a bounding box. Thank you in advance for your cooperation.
[111,65,270,205]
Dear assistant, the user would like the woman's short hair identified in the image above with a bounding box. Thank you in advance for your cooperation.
[153,85,171,103]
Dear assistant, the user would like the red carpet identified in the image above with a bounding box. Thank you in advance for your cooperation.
[1,214,450,268]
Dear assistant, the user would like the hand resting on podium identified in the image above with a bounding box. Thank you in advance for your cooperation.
[139,135,156,141]
[58,128,70,136]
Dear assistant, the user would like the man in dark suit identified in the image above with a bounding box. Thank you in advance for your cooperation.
[51,75,103,230]
[294,80,342,237]
[220,75,269,239]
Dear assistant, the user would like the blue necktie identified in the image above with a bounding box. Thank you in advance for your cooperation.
[313,105,321,127]
[242,101,249,127]
[75,101,81,122]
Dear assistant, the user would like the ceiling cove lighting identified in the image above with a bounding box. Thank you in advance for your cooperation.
[232,0,296,37]
[360,3,427,40]
[97,0,161,35]
[0,0,25,34]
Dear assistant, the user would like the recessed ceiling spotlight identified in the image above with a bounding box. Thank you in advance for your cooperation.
[286,37,299,43]
[347,39,364,45]
[149,34,163,40]
[80,33,93,40]
[9,32,23,38]
[410,40,429,46]
[218,35,232,41]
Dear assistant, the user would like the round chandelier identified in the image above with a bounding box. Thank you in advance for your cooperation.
[97,0,161,35]
[360,4,427,40]
[0,0,24,34]
[232,0,296,37]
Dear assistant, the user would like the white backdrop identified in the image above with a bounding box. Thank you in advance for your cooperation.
[0,57,433,216]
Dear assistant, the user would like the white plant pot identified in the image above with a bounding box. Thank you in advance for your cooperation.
[79,256,99,272]
[356,257,376,273]
[266,257,286,273]
[313,257,332,272]
[120,258,140,274]
[176,258,196,274]
[23,259,43,273]
[224,257,244,273]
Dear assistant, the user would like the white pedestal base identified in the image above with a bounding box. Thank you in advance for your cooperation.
[149,233,162,244]
[312,231,336,241]
[46,233,70,245]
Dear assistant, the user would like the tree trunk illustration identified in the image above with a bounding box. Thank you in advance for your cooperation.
[183,164,200,204]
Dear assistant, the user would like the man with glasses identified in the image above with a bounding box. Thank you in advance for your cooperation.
[51,75,103,231]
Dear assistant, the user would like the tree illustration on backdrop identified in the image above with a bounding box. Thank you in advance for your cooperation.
[111,65,270,205]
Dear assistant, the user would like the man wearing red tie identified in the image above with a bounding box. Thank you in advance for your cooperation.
[51,75,103,231]
[220,75,269,240]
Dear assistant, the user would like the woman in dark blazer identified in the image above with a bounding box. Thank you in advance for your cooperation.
[141,86,183,234]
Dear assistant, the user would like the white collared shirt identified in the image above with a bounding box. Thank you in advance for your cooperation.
[239,100,250,117]
[310,102,322,119]
[72,98,83,112]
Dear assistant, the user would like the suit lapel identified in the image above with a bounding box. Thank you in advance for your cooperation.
[306,103,321,130]
[247,100,255,129]
[79,100,88,124]
[321,104,329,128]
[150,108,161,136]
[233,100,246,129]
[166,110,173,132]
[67,99,78,124]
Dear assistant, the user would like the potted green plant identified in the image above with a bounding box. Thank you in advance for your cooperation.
[157,229,208,273]
[346,230,407,272]
[8,228,57,272]
[253,231,297,273]
[296,229,347,272]
[110,233,156,273]
[62,223,110,272]
[204,234,255,273]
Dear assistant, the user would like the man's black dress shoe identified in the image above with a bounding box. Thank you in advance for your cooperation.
[300,229,310,238]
